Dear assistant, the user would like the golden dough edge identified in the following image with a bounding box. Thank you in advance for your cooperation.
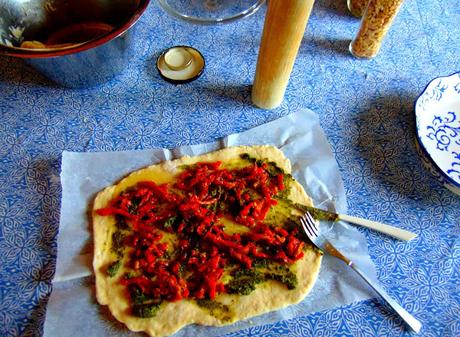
[92,145,322,337]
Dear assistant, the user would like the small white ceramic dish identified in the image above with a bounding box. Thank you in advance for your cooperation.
[415,72,460,195]
[156,46,205,84]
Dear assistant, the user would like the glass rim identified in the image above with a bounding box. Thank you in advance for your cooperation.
[157,0,266,24]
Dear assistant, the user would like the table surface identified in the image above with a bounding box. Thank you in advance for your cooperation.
[1,1,459,336]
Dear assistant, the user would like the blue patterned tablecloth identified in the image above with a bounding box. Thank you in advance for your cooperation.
[0,1,459,336]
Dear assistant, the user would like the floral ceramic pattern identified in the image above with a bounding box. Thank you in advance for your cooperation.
[0,1,460,337]
[415,72,460,192]
[427,112,459,152]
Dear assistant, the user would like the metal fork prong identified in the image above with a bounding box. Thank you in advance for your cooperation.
[304,212,319,236]
[300,216,314,237]
[300,215,315,238]
[300,213,318,238]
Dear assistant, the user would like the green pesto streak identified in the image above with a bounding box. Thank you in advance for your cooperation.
[231,154,300,294]
[129,286,163,318]
[195,299,233,322]
[131,303,161,318]
[163,216,178,229]
[240,153,340,222]
[111,230,125,257]
[226,263,298,296]
[115,214,129,230]
[265,271,297,290]
[108,218,128,278]
[295,203,339,222]
[265,199,299,230]
[107,260,121,277]
[276,197,339,222]
[112,214,129,257]
[226,269,263,295]
[239,153,294,199]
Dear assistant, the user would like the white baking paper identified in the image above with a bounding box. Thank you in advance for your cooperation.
[44,109,378,337]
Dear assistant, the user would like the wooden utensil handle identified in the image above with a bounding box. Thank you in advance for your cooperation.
[252,0,315,109]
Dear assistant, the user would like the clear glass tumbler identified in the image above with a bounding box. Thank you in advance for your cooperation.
[157,0,266,24]
[347,0,368,17]
[349,0,405,58]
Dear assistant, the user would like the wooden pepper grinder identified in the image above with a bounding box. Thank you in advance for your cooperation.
[252,0,315,109]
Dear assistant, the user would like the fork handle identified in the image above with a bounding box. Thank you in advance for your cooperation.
[349,261,422,333]
[323,243,422,333]
[338,214,417,241]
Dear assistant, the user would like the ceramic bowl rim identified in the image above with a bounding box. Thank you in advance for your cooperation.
[414,71,460,190]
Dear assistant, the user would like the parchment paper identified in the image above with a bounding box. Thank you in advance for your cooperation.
[44,109,378,337]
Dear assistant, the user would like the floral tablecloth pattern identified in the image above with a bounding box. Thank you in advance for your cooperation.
[0,0,459,336]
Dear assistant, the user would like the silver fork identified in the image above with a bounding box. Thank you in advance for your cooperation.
[300,211,422,333]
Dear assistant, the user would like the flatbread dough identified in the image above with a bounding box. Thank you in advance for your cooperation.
[92,145,322,337]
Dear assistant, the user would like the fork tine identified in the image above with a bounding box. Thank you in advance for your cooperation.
[304,211,319,236]
[300,216,314,237]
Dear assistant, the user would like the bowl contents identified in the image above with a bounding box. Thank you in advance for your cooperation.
[349,0,404,58]
[0,0,150,87]
[415,72,460,195]
[20,22,114,50]
[156,46,205,84]
[20,41,74,49]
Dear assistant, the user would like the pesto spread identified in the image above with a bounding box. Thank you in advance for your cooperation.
[96,153,311,318]
[196,299,233,322]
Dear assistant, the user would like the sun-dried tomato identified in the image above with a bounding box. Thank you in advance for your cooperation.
[97,158,305,305]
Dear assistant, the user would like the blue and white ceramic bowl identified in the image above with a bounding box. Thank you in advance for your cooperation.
[415,72,460,196]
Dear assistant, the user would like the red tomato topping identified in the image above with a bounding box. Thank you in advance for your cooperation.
[97,159,305,303]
